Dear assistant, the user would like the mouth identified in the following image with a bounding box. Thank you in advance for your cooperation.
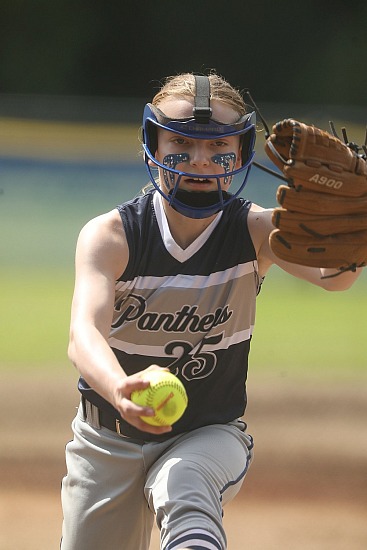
[184,177,212,185]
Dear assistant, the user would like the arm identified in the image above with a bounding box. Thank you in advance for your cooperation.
[68,209,172,434]
[248,206,363,290]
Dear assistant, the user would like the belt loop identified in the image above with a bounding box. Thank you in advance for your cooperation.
[81,396,87,420]
[115,419,129,438]
[83,398,101,429]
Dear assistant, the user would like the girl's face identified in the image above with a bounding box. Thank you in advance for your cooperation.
[152,98,243,194]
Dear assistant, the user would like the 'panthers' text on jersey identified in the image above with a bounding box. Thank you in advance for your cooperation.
[79,189,263,441]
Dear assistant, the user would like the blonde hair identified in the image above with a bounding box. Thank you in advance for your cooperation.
[152,72,247,117]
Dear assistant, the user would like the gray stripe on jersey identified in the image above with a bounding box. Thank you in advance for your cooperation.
[109,326,253,356]
[109,260,257,354]
[116,260,258,292]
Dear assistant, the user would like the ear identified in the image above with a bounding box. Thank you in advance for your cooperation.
[147,147,159,166]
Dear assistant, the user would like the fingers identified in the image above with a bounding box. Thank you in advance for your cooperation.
[112,366,173,434]
[119,396,172,434]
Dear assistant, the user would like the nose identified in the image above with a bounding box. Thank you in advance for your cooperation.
[189,142,211,168]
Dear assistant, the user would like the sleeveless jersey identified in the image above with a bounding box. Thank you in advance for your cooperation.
[78,189,263,441]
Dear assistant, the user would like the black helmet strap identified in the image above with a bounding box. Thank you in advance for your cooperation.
[193,75,212,124]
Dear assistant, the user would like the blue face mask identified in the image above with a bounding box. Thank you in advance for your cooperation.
[142,76,256,219]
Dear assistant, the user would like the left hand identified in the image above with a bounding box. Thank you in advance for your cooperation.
[264,119,367,273]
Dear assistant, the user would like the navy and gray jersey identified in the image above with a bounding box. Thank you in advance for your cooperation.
[78,189,263,441]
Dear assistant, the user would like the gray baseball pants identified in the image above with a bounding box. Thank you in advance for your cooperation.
[61,404,253,550]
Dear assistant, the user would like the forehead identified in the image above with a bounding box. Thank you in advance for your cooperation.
[156,97,240,125]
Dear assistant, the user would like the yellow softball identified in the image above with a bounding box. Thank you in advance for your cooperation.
[131,370,188,426]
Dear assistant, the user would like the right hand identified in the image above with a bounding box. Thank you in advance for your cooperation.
[111,365,173,434]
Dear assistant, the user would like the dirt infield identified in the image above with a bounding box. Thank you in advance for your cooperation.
[1,371,366,550]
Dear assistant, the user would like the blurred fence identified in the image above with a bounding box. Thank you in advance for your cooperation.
[1,94,366,270]
[1,93,366,163]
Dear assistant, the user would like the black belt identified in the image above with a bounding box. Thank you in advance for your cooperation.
[80,396,175,443]
[81,396,126,436]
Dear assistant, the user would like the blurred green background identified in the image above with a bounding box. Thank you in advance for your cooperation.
[1,0,366,379]
[1,1,367,106]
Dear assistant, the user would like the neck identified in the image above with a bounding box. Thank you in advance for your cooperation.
[162,200,217,249]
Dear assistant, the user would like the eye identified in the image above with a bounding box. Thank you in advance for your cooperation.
[213,140,228,147]
[172,136,188,145]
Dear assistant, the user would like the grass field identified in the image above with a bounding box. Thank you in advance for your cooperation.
[2,266,366,377]
[251,268,366,378]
